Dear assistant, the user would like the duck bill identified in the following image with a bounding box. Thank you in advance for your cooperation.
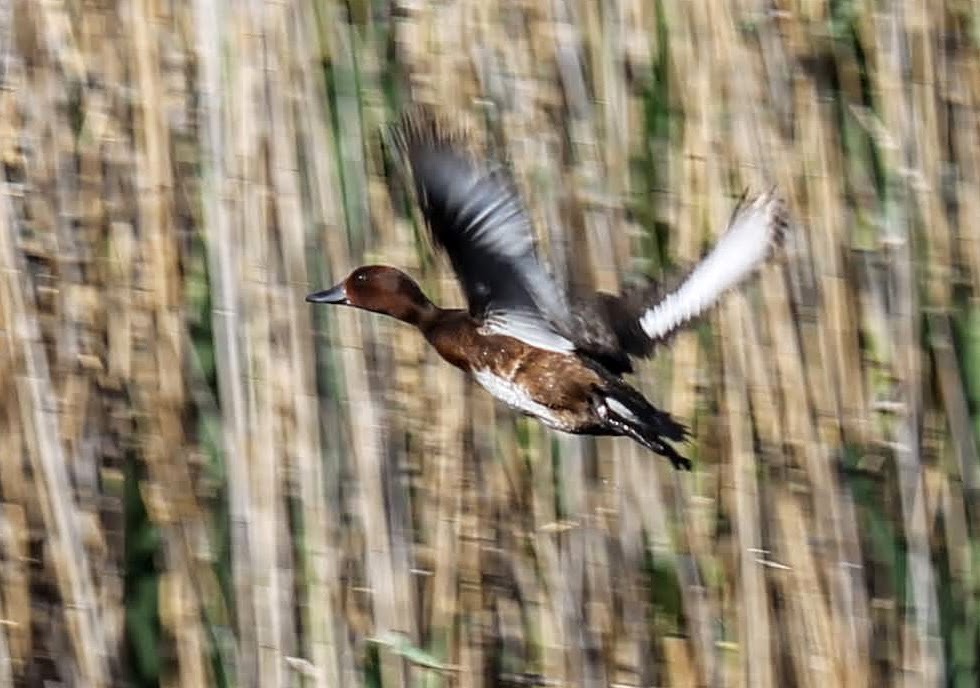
[306,283,349,305]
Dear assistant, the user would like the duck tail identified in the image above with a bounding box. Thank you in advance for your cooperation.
[594,388,691,470]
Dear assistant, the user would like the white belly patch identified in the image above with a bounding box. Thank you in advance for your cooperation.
[472,369,566,430]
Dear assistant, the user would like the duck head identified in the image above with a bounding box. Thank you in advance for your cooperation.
[306,265,436,326]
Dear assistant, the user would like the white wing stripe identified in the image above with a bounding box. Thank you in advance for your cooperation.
[481,312,575,353]
[453,188,531,257]
[458,190,508,236]
[639,193,783,341]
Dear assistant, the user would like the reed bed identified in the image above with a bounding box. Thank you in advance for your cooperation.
[0,0,978,686]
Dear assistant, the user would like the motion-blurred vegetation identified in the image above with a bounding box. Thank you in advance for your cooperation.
[0,0,978,686]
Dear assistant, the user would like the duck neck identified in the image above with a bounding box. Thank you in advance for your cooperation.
[386,286,441,333]
[406,299,440,332]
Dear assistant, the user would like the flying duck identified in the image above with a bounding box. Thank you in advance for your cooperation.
[307,109,787,469]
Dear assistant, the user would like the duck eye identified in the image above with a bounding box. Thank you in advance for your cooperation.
[355,273,367,283]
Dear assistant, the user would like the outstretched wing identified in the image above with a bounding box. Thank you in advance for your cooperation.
[389,109,573,352]
[569,278,664,374]
[637,190,787,342]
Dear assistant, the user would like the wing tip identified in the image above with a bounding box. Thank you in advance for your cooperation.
[732,186,790,255]
[761,186,790,250]
[387,105,475,161]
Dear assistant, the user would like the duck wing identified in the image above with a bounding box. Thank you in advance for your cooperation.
[574,190,787,373]
[390,109,574,352]
[637,190,787,342]
[568,279,664,374]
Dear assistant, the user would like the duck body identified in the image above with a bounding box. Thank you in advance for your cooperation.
[307,108,787,470]
[309,263,692,469]
[429,313,605,432]
[425,310,685,455]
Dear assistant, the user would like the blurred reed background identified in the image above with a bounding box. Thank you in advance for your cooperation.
[0,0,978,686]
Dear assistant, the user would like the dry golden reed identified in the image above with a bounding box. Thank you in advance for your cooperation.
[0,1,978,686]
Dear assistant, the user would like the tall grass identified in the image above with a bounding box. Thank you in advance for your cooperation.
[0,0,978,686]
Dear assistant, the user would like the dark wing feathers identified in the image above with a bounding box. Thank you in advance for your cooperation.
[568,278,663,374]
[389,109,573,350]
